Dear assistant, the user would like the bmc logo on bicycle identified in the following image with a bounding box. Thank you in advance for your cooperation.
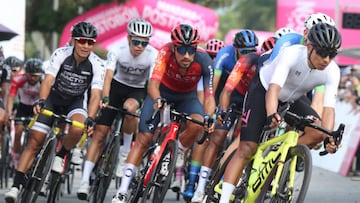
[251,153,281,192]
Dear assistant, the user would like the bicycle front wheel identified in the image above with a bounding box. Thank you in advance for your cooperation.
[141,139,178,203]
[259,144,312,203]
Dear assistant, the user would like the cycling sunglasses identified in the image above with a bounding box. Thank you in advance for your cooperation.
[238,48,257,55]
[131,39,149,47]
[74,37,96,45]
[314,47,337,59]
[175,46,197,55]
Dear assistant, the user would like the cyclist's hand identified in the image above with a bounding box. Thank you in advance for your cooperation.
[33,99,45,114]
[152,97,163,110]
[324,136,341,154]
[100,96,109,109]
[266,113,282,129]
[85,117,96,136]
[204,115,215,134]
[216,110,227,126]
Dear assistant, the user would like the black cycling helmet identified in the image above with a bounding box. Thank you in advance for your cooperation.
[307,23,341,50]
[233,29,258,48]
[4,56,24,69]
[71,22,98,39]
[25,58,44,75]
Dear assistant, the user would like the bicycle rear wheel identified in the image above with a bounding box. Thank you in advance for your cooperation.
[141,139,178,203]
[46,171,62,203]
[0,131,11,188]
[258,144,312,203]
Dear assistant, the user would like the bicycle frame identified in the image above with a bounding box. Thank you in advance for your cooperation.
[143,115,179,187]
[245,130,300,202]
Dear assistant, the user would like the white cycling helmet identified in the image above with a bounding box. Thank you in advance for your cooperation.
[304,12,335,29]
[127,19,153,38]
[274,27,296,38]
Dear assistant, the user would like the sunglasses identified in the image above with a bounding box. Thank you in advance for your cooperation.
[238,48,257,55]
[314,47,337,59]
[175,46,197,55]
[74,37,96,45]
[131,39,149,47]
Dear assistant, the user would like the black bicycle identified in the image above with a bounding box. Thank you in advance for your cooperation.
[15,109,85,203]
[87,105,139,203]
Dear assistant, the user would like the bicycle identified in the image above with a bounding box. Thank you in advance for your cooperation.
[204,106,345,203]
[127,100,213,203]
[0,124,11,189]
[87,105,139,203]
[14,109,85,203]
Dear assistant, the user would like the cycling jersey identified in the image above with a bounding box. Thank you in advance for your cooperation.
[213,45,238,76]
[260,45,339,108]
[0,61,12,84]
[106,40,158,88]
[151,43,214,97]
[268,33,304,63]
[224,52,260,96]
[9,74,40,106]
[47,46,105,99]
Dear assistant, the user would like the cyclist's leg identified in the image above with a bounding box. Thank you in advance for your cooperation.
[113,95,158,201]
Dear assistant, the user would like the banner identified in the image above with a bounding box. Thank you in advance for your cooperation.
[59,0,218,50]
[276,0,360,66]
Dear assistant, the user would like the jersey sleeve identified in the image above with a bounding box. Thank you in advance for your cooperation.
[150,45,170,82]
[213,47,231,76]
[91,55,106,90]
[323,63,340,107]
[224,56,249,91]
[105,49,117,71]
[47,47,67,77]
[199,52,215,97]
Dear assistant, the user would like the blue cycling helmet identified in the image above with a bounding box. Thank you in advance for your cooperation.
[233,29,258,48]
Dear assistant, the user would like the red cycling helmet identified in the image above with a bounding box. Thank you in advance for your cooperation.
[261,37,277,53]
[205,39,225,55]
[171,24,200,47]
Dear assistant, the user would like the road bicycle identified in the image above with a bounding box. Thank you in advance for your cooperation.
[87,105,139,203]
[204,107,345,203]
[0,124,11,189]
[15,109,85,203]
[127,100,212,203]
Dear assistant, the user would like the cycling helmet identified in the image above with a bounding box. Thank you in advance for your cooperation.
[71,21,97,39]
[4,56,24,69]
[274,27,296,38]
[25,58,44,75]
[261,37,277,53]
[171,24,200,47]
[205,39,225,55]
[127,19,153,38]
[304,13,335,30]
[233,29,258,48]
[307,23,341,50]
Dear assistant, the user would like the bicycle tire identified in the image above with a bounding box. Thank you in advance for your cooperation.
[22,136,57,203]
[89,135,120,203]
[1,131,11,188]
[46,172,62,203]
[141,139,178,203]
[258,144,312,203]
[204,149,236,203]
[66,163,75,194]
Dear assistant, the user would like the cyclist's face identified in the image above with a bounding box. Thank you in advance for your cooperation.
[173,45,196,69]
[307,43,334,70]
[26,73,42,85]
[128,36,149,57]
[73,37,95,59]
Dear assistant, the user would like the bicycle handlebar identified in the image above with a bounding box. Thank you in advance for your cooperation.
[106,105,140,118]
[41,109,85,130]
[284,111,345,156]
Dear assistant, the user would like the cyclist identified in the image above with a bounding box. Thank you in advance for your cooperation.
[76,18,158,200]
[218,23,342,203]
[191,30,260,202]
[4,21,105,203]
[273,26,296,39]
[6,58,44,169]
[174,38,224,196]
[4,56,24,77]
[213,30,258,104]
[112,23,216,203]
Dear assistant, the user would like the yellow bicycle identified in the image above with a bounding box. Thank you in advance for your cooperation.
[205,108,344,203]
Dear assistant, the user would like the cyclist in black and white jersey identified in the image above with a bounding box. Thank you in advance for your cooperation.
[77,18,158,200]
[218,23,342,203]
[0,52,14,136]
[5,21,105,203]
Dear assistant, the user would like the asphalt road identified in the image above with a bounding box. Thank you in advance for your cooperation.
[0,166,359,203]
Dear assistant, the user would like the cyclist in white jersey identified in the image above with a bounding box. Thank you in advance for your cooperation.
[218,23,342,203]
[6,58,44,169]
[5,21,105,203]
[77,18,158,200]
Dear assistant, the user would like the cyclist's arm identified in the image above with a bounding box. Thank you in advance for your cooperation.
[265,83,281,117]
[201,53,216,115]
[88,88,101,119]
[39,74,55,100]
[148,45,168,100]
[102,69,114,98]
[311,85,325,117]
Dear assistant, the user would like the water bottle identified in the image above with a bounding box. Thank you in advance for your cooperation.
[160,105,171,125]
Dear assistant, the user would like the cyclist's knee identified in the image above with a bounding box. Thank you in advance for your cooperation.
[134,132,152,149]
[237,141,257,159]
